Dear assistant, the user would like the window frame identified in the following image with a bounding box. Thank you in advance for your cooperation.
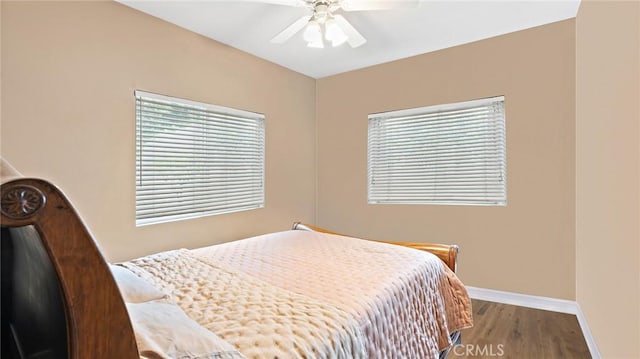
[135,90,265,226]
[367,96,506,206]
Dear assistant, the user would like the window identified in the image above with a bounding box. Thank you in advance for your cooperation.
[135,91,265,226]
[368,96,506,206]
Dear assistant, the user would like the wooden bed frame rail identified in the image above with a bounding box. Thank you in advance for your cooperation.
[292,222,459,273]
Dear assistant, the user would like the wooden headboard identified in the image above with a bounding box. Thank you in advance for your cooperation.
[0,175,138,358]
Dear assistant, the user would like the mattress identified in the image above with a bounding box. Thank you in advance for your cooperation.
[123,230,473,358]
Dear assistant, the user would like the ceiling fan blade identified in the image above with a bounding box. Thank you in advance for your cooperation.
[271,15,312,44]
[233,0,307,6]
[333,14,366,48]
[341,0,419,11]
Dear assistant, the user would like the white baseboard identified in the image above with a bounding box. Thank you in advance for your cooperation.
[466,286,601,358]
[575,303,602,359]
[466,286,578,314]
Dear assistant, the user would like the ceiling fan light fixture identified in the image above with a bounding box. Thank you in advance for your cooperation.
[268,0,383,49]
[324,18,348,47]
[303,20,322,43]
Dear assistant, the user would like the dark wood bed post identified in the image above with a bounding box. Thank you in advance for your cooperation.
[292,222,459,273]
[1,176,139,358]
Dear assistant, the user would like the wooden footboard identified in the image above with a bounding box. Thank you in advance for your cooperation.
[292,222,459,273]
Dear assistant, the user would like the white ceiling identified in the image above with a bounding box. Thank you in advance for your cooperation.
[118,0,581,78]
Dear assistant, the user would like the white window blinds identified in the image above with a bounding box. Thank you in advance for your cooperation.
[135,91,265,226]
[368,96,506,206]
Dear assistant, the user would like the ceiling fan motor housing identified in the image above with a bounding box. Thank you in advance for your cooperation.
[312,2,332,23]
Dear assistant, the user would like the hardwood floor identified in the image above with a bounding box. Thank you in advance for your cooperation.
[449,299,591,359]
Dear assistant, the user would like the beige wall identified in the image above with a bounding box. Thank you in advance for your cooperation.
[1,1,316,261]
[317,20,577,300]
[576,1,640,357]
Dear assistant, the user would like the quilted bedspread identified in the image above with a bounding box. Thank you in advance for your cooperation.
[125,230,472,359]
[123,249,366,358]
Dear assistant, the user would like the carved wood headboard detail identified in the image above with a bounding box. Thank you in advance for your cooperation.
[1,176,138,358]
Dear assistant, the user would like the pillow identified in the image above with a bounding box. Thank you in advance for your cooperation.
[127,300,245,359]
[109,264,167,303]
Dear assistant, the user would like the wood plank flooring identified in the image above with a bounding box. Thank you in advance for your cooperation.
[449,299,591,359]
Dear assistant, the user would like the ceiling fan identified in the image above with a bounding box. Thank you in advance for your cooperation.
[245,0,420,48]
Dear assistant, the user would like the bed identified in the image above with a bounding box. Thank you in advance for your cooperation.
[0,159,472,359]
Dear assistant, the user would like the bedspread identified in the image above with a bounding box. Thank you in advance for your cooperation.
[193,230,473,358]
[123,249,366,359]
